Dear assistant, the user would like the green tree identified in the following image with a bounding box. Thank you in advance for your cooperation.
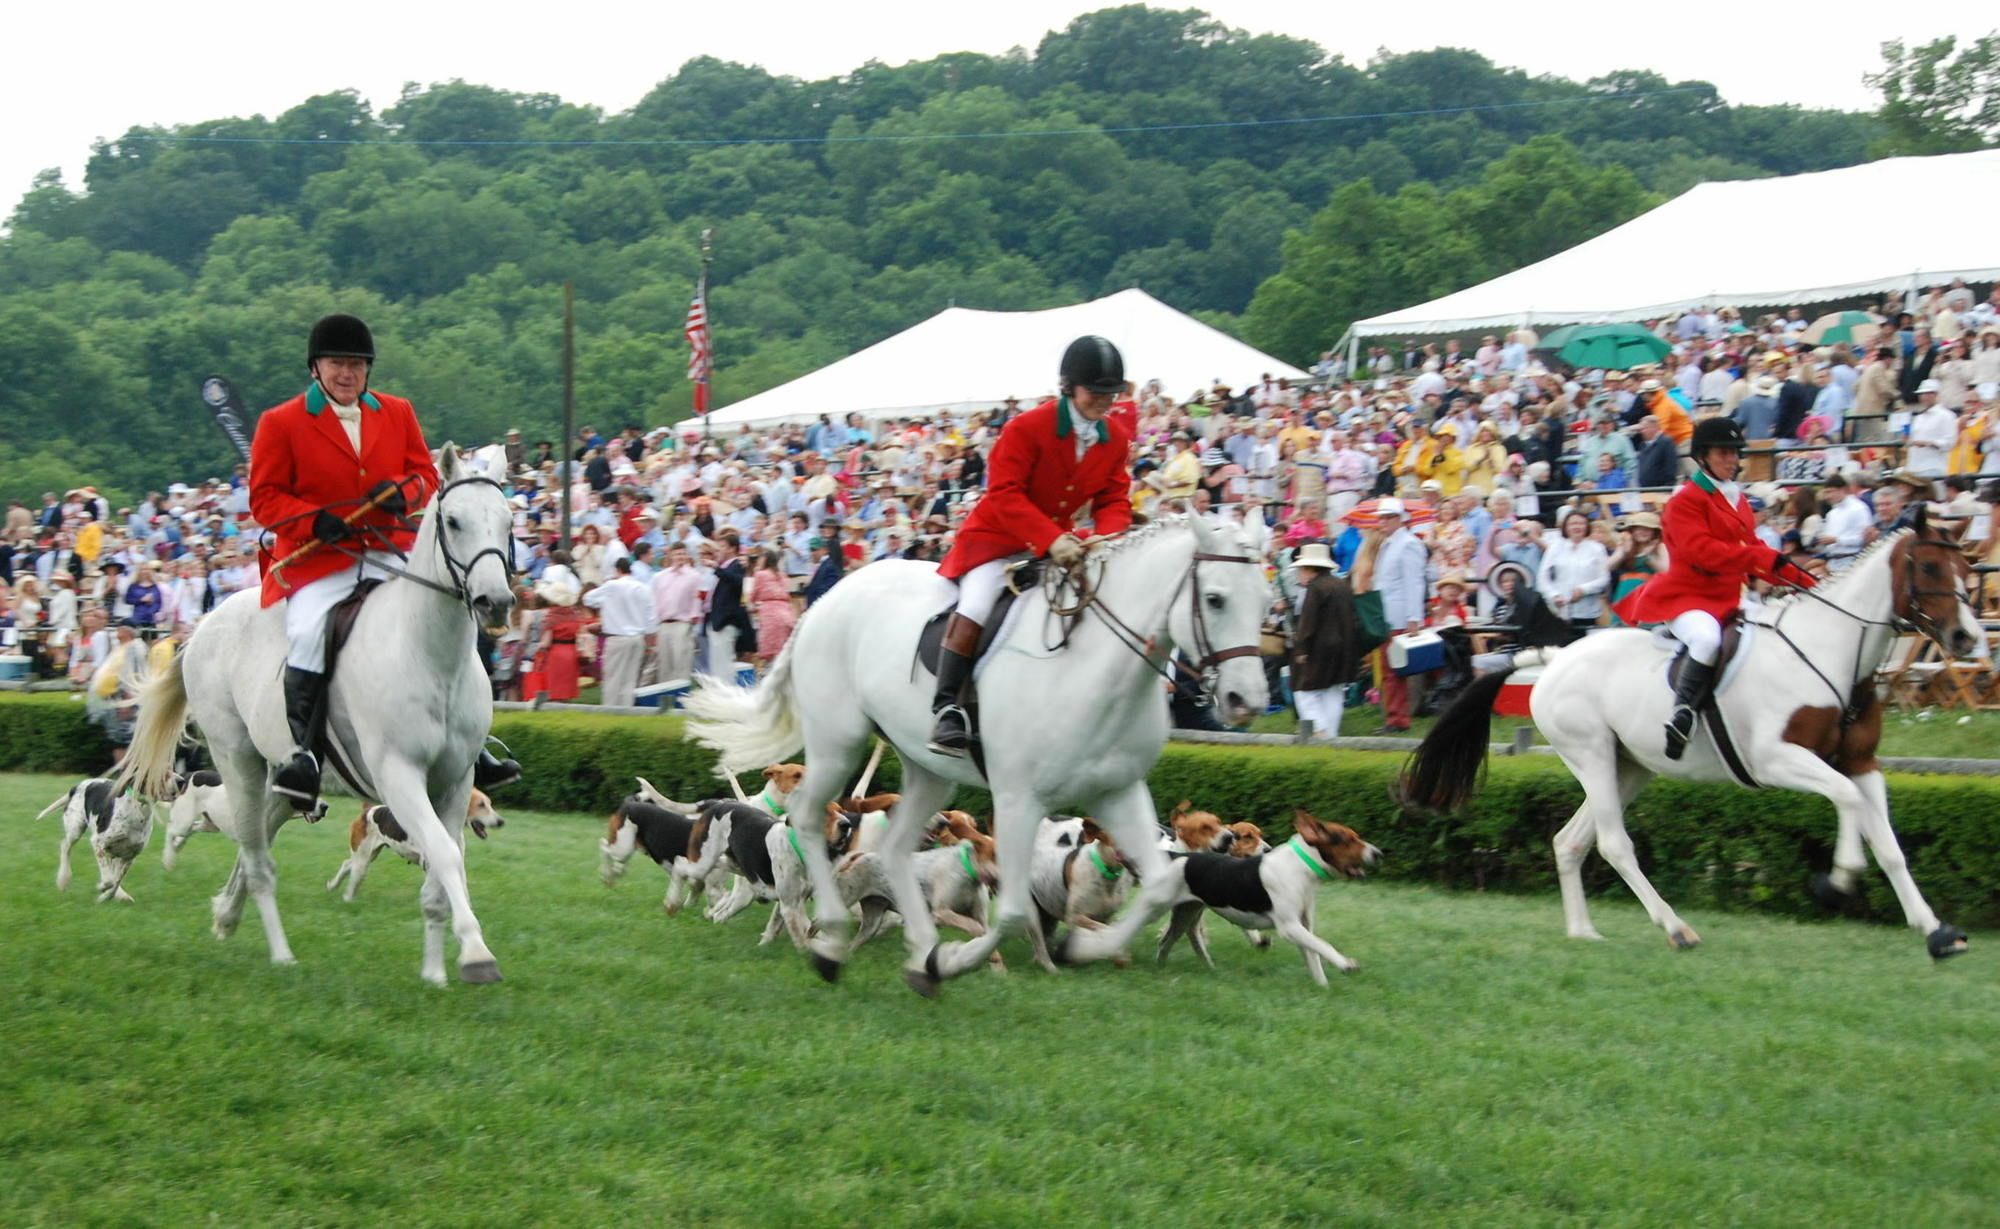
[1867,34,2000,155]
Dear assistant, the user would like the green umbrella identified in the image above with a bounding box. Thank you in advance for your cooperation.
[1799,310,1883,347]
[1534,324,1586,351]
[1554,324,1673,371]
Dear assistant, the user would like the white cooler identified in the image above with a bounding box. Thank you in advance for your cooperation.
[0,655,31,681]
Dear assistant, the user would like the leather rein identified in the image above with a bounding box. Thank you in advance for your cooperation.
[268,475,515,619]
[1049,543,1263,697]
[1754,533,1976,725]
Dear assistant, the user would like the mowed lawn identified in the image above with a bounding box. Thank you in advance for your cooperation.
[4,772,1997,1228]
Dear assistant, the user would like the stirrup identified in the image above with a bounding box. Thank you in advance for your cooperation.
[474,748,521,790]
[926,705,972,758]
[272,750,322,811]
[1663,706,1697,760]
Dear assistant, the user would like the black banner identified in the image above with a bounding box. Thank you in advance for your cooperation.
[200,375,254,461]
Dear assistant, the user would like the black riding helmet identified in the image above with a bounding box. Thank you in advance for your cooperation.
[1688,415,1746,456]
[308,314,376,369]
[1060,335,1125,395]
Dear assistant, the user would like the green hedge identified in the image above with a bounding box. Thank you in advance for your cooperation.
[8,696,1999,927]
[0,693,112,775]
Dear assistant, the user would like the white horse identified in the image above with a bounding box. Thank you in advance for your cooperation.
[684,513,1271,994]
[121,447,517,984]
[1399,517,1982,959]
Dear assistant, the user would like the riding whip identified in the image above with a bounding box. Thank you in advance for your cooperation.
[266,482,405,584]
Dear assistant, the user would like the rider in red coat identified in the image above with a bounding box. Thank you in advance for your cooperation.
[927,335,1136,755]
[249,314,514,807]
[1614,416,1817,758]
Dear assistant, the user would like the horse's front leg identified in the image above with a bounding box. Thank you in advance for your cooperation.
[921,785,1040,991]
[379,763,496,985]
[1849,768,1961,956]
[1063,781,1169,965]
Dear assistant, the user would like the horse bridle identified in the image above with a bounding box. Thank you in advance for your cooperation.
[1062,543,1263,697]
[1761,533,1976,723]
[308,475,516,618]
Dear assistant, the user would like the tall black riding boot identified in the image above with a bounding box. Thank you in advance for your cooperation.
[925,614,984,757]
[1663,658,1718,761]
[273,666,327,809]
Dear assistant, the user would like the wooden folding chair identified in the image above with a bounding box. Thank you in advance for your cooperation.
[1879,634,1943,710]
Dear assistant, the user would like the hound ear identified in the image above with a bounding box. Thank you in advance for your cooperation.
[1172,799,1192,818]
[762,765,779,782]
[1292,807,1321,836]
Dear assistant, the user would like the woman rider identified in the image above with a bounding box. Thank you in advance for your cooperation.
[1614,416,1818,758]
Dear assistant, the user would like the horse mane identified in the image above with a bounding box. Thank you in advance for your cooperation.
[1094,512,1246,560]
[1761,527,1910,612]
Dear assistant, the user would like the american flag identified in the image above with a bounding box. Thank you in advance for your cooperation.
[684,289,711,414]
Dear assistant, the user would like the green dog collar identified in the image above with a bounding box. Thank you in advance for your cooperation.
[1087,843,1122,880]
[959,843,978,880]
[1289,835,1335,882]
[760,788,786,818]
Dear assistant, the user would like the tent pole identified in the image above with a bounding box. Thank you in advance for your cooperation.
[1346,331,1360,376]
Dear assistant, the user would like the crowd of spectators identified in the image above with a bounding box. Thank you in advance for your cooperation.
[6,280,1998,737]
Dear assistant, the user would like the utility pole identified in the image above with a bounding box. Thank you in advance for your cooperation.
[561,280,575,550]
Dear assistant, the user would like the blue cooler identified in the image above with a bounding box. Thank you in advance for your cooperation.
[635,680,692,710]
[0,655,29,681]
[735,665,757,689]
[1388,630,1446,677]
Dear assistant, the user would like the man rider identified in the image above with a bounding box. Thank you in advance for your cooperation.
[1613,416,1818,759]
[927,336,1136,755]
[249,314,518,808]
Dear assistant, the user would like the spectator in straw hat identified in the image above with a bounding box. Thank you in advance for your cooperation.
[1288,541,1358,741]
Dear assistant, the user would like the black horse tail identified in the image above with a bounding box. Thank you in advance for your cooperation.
[1397,668,1515,815]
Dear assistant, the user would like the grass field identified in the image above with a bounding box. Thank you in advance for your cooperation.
[4,770,1997,1227]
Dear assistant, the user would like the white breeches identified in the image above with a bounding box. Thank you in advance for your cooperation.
[1293,686,1345,740]
[284,551,402,672]
[951,557,1019,627]
[1670,609,1722,666]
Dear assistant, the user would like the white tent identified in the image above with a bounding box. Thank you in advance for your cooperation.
[1349,149,2000,339]
[703,288,1307,428]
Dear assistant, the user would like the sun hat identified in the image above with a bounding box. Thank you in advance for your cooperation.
[1290,542,1337,570]
[1376,497,1407,518]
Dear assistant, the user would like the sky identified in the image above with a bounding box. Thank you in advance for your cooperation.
[5,1,1987,211]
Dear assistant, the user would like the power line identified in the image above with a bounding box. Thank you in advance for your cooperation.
[117,86,1713,149]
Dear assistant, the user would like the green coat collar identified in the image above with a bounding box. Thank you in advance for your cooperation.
[305,383,382,417]
[1055,396,1108,446]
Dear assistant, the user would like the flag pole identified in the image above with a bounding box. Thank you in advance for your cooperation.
[698,227,714,442]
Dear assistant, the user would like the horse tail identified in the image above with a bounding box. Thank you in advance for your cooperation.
[1397,667,1514,814]
[682,625,803,776]
[117,651,190,801]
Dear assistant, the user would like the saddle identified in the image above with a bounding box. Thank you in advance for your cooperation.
[1664,617,1759,788]
[314,579,386,796]
[912,558,1046,777]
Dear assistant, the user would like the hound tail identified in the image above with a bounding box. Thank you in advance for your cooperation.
[35,788,75,821]
[117,652,191,801]
[1396,667,1514,815]
[682,627,803,775]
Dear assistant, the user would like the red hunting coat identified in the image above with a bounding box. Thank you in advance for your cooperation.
[939,398,1135,579]
[1614,473,1810,625]
[249,387,439,607]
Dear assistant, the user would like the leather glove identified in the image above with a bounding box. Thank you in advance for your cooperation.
[1049,534,1086,568]
[313,510,352,545]
[368,479,408,517]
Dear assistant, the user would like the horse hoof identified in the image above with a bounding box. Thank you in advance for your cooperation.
[903,953,941,999]
[1808,873,1858,912]
[1927,925,1969,960]
[1667,927,1701,951]
[809,951,842,983]
[459,960,503,984]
